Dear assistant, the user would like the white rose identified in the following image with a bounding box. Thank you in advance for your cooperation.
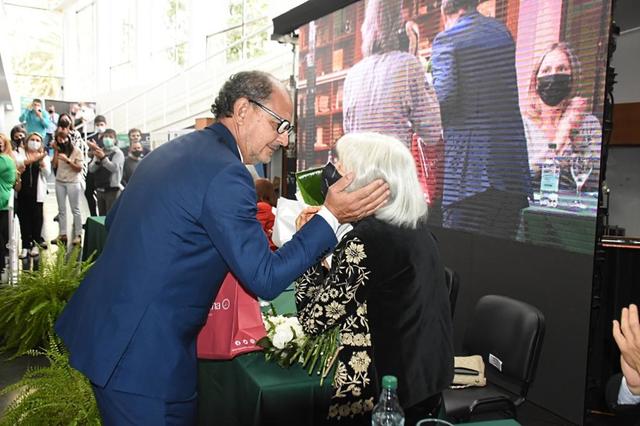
[272,324,295,349]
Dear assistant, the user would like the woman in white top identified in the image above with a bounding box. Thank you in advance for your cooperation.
[52,129,84,246]
[15,132,51,258]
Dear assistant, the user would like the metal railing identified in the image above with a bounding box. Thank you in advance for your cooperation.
[97,22,294,138]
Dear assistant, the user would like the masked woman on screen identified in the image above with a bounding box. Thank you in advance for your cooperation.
[524,42,601,193]
[342,0,441,148]
[294,132,454,425]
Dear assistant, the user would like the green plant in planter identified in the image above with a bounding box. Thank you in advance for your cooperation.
[0,245,94,358]
[0,333,101,425]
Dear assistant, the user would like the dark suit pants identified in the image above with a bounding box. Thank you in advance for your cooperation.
[92,383,197,426]
[442,188,528,240]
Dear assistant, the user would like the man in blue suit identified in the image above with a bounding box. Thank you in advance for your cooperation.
[431,0,530,239]
[55,71,389,425]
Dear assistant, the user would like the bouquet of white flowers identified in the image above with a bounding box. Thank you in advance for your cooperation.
[258,306,340,385]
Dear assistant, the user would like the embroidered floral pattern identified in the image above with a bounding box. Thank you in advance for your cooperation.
[294,235,375,422]
[344,242,366,265]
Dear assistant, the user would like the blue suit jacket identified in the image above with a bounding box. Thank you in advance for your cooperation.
[431,11,530,206]
[55,123,336,400]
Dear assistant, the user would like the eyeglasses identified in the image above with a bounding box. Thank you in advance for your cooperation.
[248,99,294,135]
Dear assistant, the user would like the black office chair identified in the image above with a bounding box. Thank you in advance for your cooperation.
[442,295,545,422]
[444,267,460,319]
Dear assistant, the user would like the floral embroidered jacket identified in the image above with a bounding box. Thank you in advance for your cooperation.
[295,217,454,424]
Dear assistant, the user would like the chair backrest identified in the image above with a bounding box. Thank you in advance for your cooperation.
[462,295,545,397]
[444,267,460,318]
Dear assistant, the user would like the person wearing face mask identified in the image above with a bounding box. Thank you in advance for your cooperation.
[294,133,453,425]
[431,0,530,240]
[121,140,144,187]
[523,42,601,191]
[83,115,108,216]
[88,128,124,215]
[52,130,84,246]
[0,134,18,280]
[14,133,51,258]
[10,125,26,151]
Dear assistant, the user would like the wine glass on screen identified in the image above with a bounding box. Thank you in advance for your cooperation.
[570,146,593,209]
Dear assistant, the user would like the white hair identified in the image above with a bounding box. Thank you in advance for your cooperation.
[335,132,428,229]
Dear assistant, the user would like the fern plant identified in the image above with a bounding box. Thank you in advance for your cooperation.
[0,245,94,357]
[0,333,101,425]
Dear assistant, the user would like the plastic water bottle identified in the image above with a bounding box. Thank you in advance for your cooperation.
[372,375,404,426]
[540,143,560,207]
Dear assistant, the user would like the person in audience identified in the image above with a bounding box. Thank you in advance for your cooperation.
[125,128,150,156]
[19,99,51,139]
[295,132,454,425]
[45,104,59,152]
[523,42,601,193]
[255,178,277,251]
[14,133,50,258]
[56,70,389,425]
[613,304,640,406]
[121,140,144,187]
[52,130,84,246]
[10,125,26,151]
[0,134,17,279]
[84,115,108,216]
[57,113,89,182]
[88,128,124,215]
[431,0,530,239]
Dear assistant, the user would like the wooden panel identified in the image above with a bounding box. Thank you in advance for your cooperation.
[611,102,640,146]
[195,117,214,130]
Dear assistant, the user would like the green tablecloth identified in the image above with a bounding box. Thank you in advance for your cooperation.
[522,204,597,255]
[82,216,106,261]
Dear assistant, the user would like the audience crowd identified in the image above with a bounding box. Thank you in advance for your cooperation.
[0,98,152,276]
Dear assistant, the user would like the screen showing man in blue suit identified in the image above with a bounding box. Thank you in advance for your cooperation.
[432,0,531,240]
[55,71,389,425]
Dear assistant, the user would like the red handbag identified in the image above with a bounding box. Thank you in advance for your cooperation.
[196,273,267,360]
[411,133,444,205]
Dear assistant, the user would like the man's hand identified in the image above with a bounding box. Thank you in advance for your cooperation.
[613,304,640,395]
[323,173,389,224]
[296,206,321,231]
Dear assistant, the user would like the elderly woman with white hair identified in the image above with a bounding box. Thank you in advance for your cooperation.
[294,132,454,425]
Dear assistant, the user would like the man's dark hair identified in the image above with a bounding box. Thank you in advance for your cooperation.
[211,71,275,119]
[442,0,478,15]
[103,128,117,139]
[32,98,42,104]
[128,127,142,137]
[10,124,26,141]
[94,115,107,125]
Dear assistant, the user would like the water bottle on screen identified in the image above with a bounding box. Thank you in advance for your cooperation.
[372,375,404,426]
[540,143,560,207]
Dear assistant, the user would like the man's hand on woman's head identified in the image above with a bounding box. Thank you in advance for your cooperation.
[323,173,389,224]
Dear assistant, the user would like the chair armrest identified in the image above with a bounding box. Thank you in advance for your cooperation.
[469,396,517,419]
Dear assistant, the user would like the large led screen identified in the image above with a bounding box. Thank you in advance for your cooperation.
[295,0,611,255]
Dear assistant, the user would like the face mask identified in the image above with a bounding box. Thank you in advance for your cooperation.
[320,162,343,199]
[536,74,571,107]
[131,150,143,158]
[28,140,42,151]
[96,125,106,133]
[102,138,115,149]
